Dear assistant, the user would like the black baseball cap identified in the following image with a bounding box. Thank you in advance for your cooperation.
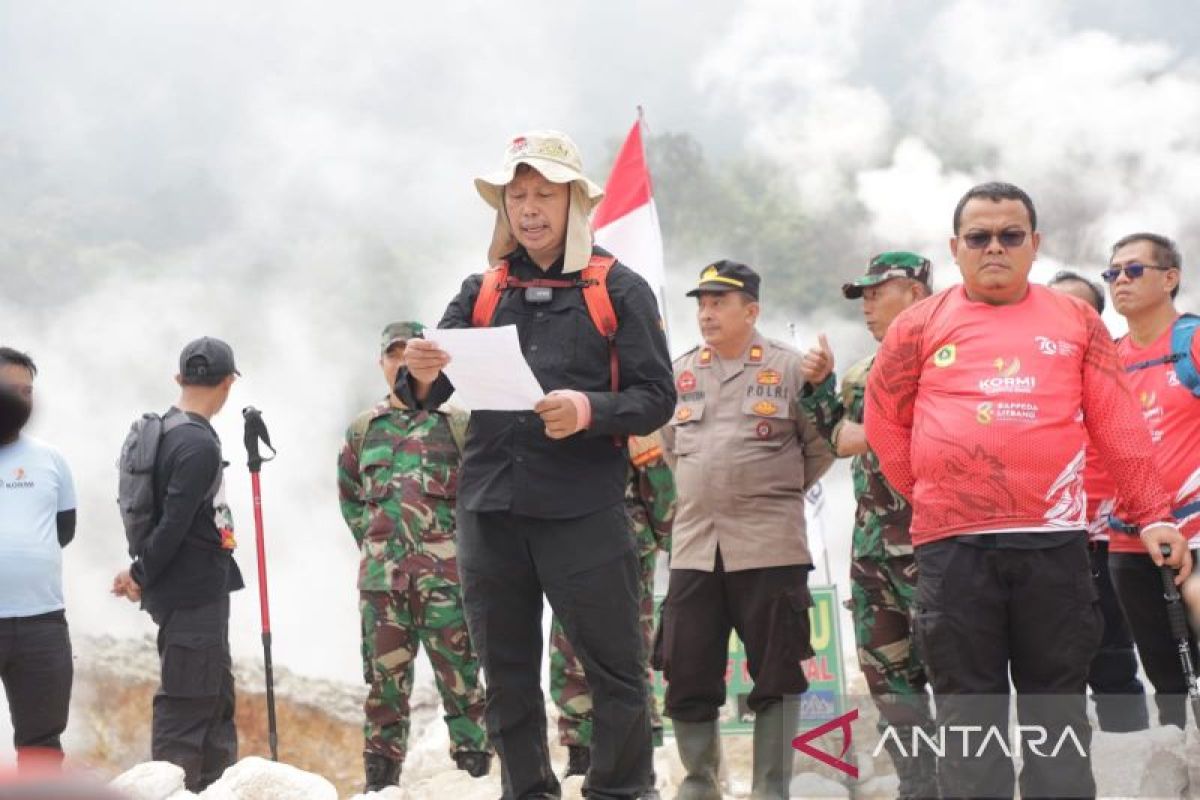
[179,337,240,383]
[685,260,761,301]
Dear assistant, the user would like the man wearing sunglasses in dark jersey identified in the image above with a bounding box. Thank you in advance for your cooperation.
[1103,233,1200,730]
[866,182,1189,799]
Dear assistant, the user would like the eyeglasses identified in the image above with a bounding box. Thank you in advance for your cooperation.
[1100,263,1171,283]
[961,229,1028,249]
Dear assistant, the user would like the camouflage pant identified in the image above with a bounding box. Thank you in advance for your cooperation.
[360,578,488,762]
[549,548,661,747]
[849,553,931,727]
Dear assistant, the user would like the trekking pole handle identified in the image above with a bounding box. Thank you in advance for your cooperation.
[242,406,277,473]
[1160,544,1192,643]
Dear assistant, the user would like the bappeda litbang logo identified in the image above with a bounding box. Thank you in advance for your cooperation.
[792,709,1086,779]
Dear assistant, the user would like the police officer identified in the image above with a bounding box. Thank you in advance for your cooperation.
[799,253,936,798]
[660,260,834,800]
[337,322,490,792]
[401,131,675,800]
[548,432,675,792]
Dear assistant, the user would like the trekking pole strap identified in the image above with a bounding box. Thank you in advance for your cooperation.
[242,406,277,473]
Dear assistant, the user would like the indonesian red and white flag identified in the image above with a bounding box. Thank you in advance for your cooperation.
[593,118,667,315]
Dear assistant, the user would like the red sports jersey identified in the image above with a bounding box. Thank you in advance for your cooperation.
[865,285,1172,547]
[1108,317,1200,553]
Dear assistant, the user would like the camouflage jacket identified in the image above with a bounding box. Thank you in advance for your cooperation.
[337,398,464,591]
[626,433,675,557]
[799,355,914,559]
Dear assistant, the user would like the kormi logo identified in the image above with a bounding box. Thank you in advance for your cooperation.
[993,357,1021,377]
[979,357,1036,396]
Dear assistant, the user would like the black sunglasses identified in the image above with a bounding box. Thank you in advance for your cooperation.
[961,229,1028,249]
[1100,263,1172,283]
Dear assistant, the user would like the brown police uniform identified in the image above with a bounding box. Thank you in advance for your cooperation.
[664,334,831,572]
[659,261,835,726]
[661,331,834,720]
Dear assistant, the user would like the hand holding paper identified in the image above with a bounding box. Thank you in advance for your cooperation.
[432,326,546,411]
[405,339,451,385]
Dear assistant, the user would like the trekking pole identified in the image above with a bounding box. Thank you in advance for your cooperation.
[243,406,279,760]
[1159,544,1200,729]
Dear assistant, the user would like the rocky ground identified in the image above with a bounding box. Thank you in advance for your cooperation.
[30,635,1200,798]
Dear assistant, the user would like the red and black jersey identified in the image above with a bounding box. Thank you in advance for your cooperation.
[865,284,1172,547]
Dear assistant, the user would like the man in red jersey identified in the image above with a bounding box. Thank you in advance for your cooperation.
[1104,232,1200,729]
[1047,271,1150,734]
[865,182,1189,799]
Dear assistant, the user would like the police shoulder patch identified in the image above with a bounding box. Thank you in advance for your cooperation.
[673,344,700,364]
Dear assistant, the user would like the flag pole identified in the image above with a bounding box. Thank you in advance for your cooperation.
[636,106,673,352]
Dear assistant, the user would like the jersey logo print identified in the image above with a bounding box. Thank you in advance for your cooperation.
[993,357,1021,377]
[1044,448,1087,527]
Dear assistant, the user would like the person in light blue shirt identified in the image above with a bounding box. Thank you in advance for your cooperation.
[0,347,76,771]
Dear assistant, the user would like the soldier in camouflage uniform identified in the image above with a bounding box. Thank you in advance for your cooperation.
[337,321,489,793]
[548,432,675,785]
[799,252,936,799]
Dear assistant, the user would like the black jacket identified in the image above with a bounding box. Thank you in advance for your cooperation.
[131,408,244,613]
[401,246,675,518]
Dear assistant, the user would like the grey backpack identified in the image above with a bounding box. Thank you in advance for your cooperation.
[117,412,201,557]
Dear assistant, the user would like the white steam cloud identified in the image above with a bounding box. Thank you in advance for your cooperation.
[0,1,1197,762]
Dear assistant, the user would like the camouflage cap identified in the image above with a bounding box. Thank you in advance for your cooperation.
[842,251,931,299]
[380,321,425,352]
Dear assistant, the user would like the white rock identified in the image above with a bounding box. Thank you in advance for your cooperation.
[195,782,236,799]
[1188,724,1200,796]
[788,770,850,798]
[204,757,337,800]
[1091,725,1186,798]
[394,768,500,800]
[110,761,187,800]
[560,775,586,798]
[853,774,899,799]
[347,787,405,800]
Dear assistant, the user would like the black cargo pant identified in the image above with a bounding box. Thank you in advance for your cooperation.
[1086,541,1149,732]
[659,548,813,722]
[914,536,1102,800]
[0,610,73,764]
[1109,548,1200,729]
[458,506,651,800]
[150,595,237,792]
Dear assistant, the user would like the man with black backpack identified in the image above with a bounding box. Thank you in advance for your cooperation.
[1104,233,1200,728]
[112,337,244,792]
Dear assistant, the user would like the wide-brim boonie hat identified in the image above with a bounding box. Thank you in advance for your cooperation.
[475,131,604,210]
[475,131,604,273]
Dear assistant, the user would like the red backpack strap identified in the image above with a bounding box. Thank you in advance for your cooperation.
[580,255,619,392]
[471,261,511,328]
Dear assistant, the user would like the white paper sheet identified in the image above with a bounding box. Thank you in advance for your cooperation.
[429,326,545,411]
